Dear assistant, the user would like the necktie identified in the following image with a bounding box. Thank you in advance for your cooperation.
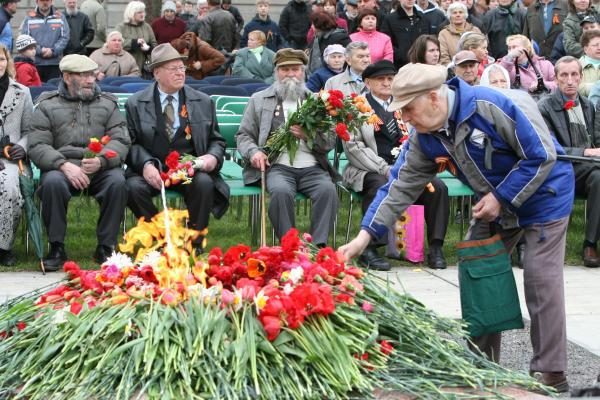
[382,101,389,111]
[164,95,175,140]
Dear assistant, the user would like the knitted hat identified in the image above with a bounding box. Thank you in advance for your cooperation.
[15,34,36,52]
[162,0,176,13]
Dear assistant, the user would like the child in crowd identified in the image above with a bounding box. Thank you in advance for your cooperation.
[14,35,42,87]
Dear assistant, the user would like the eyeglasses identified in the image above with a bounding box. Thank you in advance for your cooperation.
[163,65,187,73]
[72,71,96,78]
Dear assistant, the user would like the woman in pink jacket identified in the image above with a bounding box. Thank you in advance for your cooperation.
[349,8,393,63]
[499,34,557,95]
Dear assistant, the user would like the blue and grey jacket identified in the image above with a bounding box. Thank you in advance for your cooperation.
[362,78,575,239]
[0,8,13,51]
[20,6,70,66]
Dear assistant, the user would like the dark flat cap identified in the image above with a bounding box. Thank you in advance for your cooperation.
[362,60,397,80]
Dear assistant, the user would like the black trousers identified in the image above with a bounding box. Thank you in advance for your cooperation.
[38,168,128,246]
[574,166,600,244]
[126,172,215,233]
[361,172,450,245]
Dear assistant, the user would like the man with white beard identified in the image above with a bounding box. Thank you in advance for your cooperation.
[236,48,339,247]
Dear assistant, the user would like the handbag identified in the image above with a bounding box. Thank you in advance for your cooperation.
[385,205,425,263]
[456,232,523,337]
[512,52,550,100]
[141,57,153,80]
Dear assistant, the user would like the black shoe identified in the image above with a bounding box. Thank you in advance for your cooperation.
[94,245,114,265]
[531,371,570,394]
[358,247,391,271]
[515,243,525,269]
[427,246,447,270]
[0,249,17,266]
[43,242,67,272]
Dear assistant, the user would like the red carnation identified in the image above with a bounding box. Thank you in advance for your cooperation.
[329,96,344,109]
[70,302,83,315]
[335,123,350,141]
[88,141,102,153]
[328,89,344,99]
[564,100,576,110]
[281,228,301,259]
[100,135,111,145]
[165,151,180,170]
[380,340,394,356]
[260,315,282,341]
[104,150,118,159]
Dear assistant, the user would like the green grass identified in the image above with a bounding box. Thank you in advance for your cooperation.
[1,194,588,272]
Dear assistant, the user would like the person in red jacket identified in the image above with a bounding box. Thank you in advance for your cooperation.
[14,34,42,87]
[151,1,187,44]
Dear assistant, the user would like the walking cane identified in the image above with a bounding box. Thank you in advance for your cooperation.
[260,168,267,247]
[558,154,600,164]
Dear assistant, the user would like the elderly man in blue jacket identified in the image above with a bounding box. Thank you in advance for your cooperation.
[340,63,575,393]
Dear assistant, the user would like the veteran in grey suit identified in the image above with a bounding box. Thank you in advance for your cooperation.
[236,48,338,246]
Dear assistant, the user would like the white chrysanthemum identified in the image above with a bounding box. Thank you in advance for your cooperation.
[283,283,293,295]
[102,252,133,269]
[254,290,269,315]
[232,288,244,312]
[289,267,304,284]
[319,91,330,102]
[140,251,162,268]
[53,307,67,325]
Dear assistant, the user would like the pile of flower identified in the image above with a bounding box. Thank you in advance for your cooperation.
[265,90,381,164]
[0,211,549,399]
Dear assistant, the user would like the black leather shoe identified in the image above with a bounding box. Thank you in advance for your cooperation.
[515,243,525,269]
[427,246,447,270]
[583,246,600,268]
[94,245,114,265]
[43,242,67,272]
[358,247,391,271]
[531,371,570,393]
[0,249,17,266]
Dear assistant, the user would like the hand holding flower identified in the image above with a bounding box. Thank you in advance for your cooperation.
[81,157,101,175]
[290,125,307,140]
[60,162,90,190]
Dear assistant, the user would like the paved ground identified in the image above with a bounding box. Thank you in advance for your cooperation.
[2,265,600,397]
[373,265,600,398]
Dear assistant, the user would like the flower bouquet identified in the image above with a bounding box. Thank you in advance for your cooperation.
[0,214,550,399]
[84,135,117,160]
[265,90,381,164]
[160,150,203,187]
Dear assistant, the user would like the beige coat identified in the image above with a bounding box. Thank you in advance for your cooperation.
[438,22,481,66]
[579,56,600,97]
[90,46,141,78]
[342,123,390,192]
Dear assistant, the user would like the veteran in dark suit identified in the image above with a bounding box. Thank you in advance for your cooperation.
[125,43,229,253]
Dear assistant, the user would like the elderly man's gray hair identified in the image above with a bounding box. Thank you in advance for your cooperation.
[345,41,369,57]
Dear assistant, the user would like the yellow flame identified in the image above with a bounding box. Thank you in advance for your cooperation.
[119,209,208,291]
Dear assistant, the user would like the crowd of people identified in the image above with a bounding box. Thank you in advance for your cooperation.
[0,0,600,392]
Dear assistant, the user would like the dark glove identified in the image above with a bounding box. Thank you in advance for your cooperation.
[0,159,4,171]
[8,144,26,161]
